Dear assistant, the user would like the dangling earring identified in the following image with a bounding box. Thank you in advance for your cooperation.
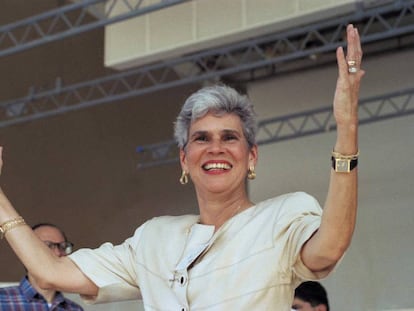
[247,165,256,180]
[179,170,189,185]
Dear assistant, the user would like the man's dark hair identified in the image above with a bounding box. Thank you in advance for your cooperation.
[31,223,68,242]
[294,281,330,311]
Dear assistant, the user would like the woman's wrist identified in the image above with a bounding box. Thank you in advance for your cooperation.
[0,216,26,239]
[0,190,20,224]
[334,125,358,154]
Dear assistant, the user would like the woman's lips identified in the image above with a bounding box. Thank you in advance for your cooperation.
[202,162,232,171]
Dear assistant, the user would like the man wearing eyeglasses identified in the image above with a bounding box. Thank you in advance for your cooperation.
[0,223,83,310]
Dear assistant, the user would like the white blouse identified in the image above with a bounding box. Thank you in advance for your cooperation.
[69,192,328,311]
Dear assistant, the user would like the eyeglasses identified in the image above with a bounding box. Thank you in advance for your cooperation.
[43,241,74,255]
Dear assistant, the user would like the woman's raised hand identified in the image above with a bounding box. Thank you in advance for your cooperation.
[333,24,365,129]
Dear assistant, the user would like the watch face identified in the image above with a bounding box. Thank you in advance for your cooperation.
[336,159,350,172]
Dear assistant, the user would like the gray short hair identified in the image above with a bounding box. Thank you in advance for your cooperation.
[174,85,257,149]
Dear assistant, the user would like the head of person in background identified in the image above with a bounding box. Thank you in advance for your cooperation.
[292,281,330,311]
[0,222,83,310]
[27,223,78,305]
[32,223,74,258]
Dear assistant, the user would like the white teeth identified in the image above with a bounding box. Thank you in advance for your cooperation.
[203,163,231,170]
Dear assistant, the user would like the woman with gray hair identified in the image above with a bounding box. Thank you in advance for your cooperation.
[0,24,363,310]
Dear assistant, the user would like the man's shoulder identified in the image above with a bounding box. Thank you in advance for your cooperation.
[62,296,85,310]
[0,284,20,295]
[0,285,25,303]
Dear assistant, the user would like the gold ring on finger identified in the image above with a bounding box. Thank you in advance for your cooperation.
[347,60,357,67]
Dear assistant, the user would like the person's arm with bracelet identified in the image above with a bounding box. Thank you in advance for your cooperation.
[0,150,98,296]
[300,24,365,272]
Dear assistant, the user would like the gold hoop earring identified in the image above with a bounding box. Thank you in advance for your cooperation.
[247,165,256,180]
[179,170,189,185]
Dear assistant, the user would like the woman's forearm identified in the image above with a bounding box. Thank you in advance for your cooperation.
[0,187,98,296]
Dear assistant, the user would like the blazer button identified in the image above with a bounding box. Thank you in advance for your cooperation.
[179,274,187,286]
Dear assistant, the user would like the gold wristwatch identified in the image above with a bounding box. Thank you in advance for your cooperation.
[331,156,358,173]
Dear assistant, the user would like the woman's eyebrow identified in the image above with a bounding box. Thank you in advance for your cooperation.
[189,129,240,138]
[189,130,208,138]
[221,129,241,136]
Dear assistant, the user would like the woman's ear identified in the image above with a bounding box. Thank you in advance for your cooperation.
[179,148,187,171]
[249,144,258,166]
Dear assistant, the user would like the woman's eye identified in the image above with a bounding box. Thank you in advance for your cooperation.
[223,134,237,141]
[195,135,208,142]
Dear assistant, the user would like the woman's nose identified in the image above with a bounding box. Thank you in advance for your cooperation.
[207,139,224,153]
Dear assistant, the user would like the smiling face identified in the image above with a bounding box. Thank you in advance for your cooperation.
[180,112,257,197]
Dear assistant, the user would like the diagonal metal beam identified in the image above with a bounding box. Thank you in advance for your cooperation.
[0,0,414,128]
[135,87,414,168]
[0,0,191,58]
[256,87,414,144]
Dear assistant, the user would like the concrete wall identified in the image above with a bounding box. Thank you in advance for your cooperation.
[105,0,357,69]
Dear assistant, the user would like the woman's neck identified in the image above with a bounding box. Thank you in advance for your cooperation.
[197,192,253,229]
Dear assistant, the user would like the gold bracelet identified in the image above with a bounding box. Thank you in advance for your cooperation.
[331,149,359,160]
[0,216,26,239]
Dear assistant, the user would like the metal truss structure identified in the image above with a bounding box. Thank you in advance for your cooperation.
[1,0,414,129]
[0,0,190,58]
[0,0,414,168]
[136,87,414,168]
